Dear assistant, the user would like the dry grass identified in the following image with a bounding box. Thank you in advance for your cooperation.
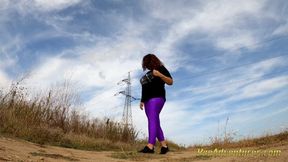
[227,131,288,148]
[202,131,288,149]
[189,117,288,150]
[0,80,139,151]
[0,79,184,155]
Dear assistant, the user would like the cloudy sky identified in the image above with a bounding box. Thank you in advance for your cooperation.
[0,0,288,145]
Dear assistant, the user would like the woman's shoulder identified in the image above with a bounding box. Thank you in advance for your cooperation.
[158,65,169,72]
[158,65,172,77]
[158,65,166,70]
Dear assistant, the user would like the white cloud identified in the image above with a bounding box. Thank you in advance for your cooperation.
[161,80,288,145]
[24,56,113,90]
[142,0,200,22]
[1,0,287,146]
[0,0,82,26]
[179,74,288,127]
[168,56,288,129]
[0,0,9,10]
[24,57,69,88]
[85,87,124,119]
[33,0,81,11]
[180,56,287,96]
[272,23,288,36]
[0,56,16,71]
[0,70,10,88]
[145,0,270,52]
[22,35,146,115]
[247,56,288,77]
[8,0,82,13]
[238,76,288,99]
[215,33,257,51]
[0,35,22,65]
[233,90,288,114]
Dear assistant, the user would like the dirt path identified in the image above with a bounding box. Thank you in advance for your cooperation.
[0,136,287,162]
[0,136,121,162]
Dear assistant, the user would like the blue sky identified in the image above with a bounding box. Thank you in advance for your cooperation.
[0,0,288,146]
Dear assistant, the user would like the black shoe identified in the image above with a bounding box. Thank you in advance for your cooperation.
[138,146,154,153]
[160,146,169,154]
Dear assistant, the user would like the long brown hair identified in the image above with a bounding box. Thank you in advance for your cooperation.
[142,54,163,71]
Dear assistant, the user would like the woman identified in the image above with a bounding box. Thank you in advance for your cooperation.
[139,54,173,154]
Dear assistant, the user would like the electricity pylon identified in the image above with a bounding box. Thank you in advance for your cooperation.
[115,72,138,127]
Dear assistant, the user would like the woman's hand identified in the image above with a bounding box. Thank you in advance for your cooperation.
[140,102,144,110]
[152,69,161,77]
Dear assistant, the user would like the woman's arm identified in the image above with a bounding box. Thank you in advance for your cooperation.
[153,70,173,85]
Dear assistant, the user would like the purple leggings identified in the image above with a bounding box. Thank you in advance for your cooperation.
[144,97,165,145]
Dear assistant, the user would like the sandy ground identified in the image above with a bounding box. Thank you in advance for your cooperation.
[0,136,287,162]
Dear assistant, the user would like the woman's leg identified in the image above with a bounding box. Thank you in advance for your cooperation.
[155,98,165,142]
[144,97,165,146]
